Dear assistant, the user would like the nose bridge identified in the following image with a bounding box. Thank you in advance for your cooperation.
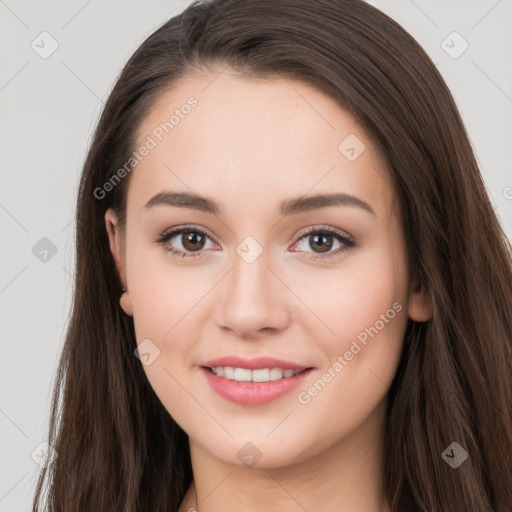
[214,235,289,336]
[232,236,270,296]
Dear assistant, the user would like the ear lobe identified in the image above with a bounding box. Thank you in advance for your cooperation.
[407,274,433,322]
[105,208,127,289]
[119,290,133,316]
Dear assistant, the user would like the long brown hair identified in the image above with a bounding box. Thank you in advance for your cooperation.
[32,1,512,510]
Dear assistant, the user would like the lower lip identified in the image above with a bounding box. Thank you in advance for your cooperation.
[200,366,314,406]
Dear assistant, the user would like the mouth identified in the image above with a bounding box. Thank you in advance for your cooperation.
[200,365,315,405]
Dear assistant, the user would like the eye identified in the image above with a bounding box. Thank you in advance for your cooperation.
[154,225,218,259]
[154,224,356,260]
[291,225,355,260]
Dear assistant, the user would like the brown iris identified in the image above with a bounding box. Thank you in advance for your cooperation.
[309,233,334,253]
[181,230,206,251]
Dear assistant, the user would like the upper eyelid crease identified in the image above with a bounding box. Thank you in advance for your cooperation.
[143,191,376,217]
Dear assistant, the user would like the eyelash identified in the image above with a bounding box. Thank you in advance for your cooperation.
[154,224,356,261]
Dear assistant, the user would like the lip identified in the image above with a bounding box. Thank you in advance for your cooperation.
[200,367,314,405]
[199,357,315,406]
[200,355,311,371]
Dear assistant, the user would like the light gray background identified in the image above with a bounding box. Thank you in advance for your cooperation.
[0,1,511,510]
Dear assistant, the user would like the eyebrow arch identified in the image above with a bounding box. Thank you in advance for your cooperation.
[143,190,375,216]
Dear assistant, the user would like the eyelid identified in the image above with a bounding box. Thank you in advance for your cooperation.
[158,223,219,244]
[295,224,355,243]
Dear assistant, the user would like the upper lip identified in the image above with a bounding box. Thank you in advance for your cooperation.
[200,356,313,371]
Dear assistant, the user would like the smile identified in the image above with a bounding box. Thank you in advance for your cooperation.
[200,366,314,405]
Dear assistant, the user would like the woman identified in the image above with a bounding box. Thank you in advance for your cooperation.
[32,0,512,511]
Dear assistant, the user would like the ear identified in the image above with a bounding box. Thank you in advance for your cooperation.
[105,208,127,290]
[105,209,133,316]
[407,273,433,322]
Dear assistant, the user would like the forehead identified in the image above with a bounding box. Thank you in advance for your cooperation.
[130,72,393,219]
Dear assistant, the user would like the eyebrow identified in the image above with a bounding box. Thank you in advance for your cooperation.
[143,190,376,217]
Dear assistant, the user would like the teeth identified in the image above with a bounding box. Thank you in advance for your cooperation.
[234,368,252,381]
[210,366,302,382]
[269,368,283,381]
[252,368,269,382]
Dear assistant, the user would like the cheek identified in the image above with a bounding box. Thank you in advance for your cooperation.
[124,236,209,416]
[125,229,206,341]
[299,242,408,343]
[126,252,207,426]
[295,241,409,399]
[285,251,409,449]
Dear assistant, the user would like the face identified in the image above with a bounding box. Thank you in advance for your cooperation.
[105,70,432,468]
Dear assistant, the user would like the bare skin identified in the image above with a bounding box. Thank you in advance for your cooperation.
[105,69,432,512]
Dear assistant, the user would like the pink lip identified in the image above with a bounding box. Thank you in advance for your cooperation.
[200,367,314,405]
[201,355,311,371]
[199,357,315,406]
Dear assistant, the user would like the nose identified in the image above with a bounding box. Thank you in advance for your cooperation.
[213,250,290,339]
